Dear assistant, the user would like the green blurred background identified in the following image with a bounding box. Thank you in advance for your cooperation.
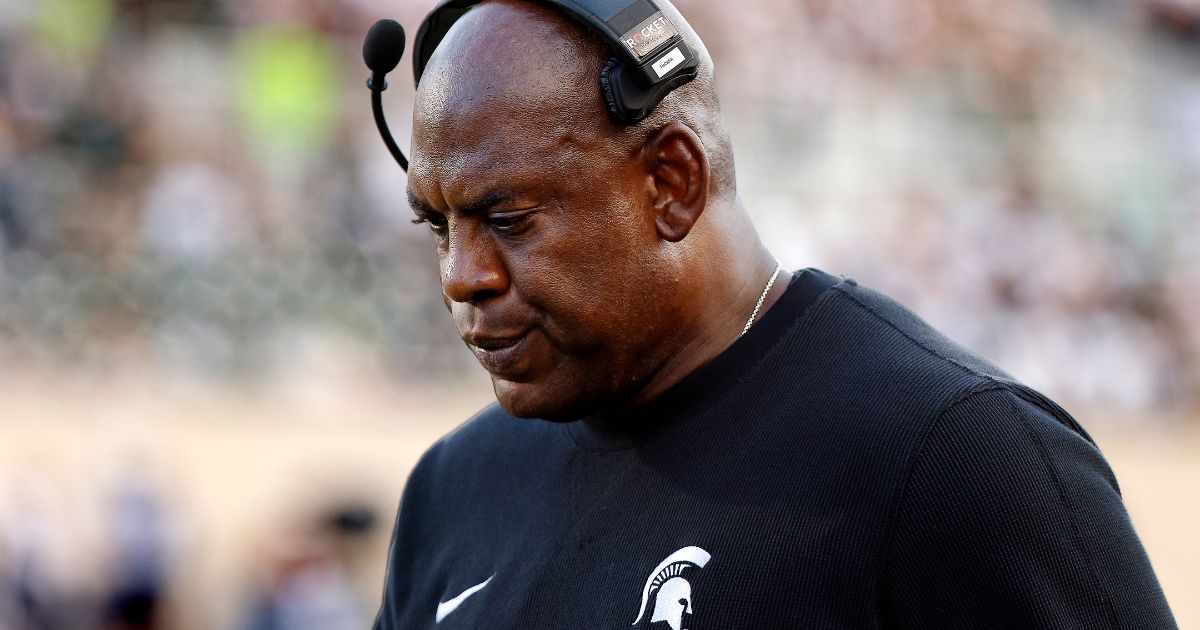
[0,0,1197,628]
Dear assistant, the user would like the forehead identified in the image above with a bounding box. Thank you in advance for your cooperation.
[408,1,614,202]
[409,104,605,200]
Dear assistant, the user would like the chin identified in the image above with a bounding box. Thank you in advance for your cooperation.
[492,377,591,422]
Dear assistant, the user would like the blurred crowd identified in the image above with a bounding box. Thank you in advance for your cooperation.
[1,0,1199,411]
[0,456,384,630]
[698,0,1200,412]
[2,0,1200,625]
[0,0,467,392]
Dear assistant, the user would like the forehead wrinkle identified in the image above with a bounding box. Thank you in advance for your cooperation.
[413,103,609,212]
[436,142,568,207]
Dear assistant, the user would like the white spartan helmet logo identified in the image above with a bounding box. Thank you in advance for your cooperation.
[631,546,712,630]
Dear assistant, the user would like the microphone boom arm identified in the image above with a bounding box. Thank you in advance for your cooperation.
[368,76,409,172]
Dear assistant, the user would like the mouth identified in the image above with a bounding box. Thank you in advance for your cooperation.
[466,332,532,376]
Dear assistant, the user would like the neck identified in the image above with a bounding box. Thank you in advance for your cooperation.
[613,199,788,412]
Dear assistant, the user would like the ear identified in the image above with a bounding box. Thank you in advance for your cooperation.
[642,122,710,243]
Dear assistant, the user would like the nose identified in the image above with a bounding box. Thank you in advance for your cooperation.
[440,225,509,304]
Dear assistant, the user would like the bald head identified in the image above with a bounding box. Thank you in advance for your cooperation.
[404,0,778,421]
[412,0,736,203]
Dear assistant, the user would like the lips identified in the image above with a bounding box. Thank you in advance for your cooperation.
[465,332,533,376]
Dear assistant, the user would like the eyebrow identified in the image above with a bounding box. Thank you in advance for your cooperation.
[407,188,519,217]
[407,190,435,215]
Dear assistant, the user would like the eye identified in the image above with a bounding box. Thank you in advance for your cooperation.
[487,209,536,235]
[412,212,448,237]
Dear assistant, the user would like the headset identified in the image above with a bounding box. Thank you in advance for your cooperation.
[362,0,700,172]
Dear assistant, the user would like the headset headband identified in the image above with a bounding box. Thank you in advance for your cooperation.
[412,0,700,123]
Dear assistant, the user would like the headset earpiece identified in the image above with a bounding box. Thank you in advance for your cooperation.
[414,0,700,125]
[600,51,699,123]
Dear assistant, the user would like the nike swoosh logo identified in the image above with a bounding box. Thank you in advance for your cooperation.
[435,575,495,624]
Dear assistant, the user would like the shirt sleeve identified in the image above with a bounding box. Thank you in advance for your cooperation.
[881,387,1177,629]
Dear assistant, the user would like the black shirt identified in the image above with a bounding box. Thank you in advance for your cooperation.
[374,268,1176,629]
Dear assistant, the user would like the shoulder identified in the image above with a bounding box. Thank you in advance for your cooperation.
[763,274,1100,481]
[414,402,564,474]
[808,279,1117,529]
[825,278,1092,437]
[795,276,1088,422]
[768,276,1009,431]
[821,278,1015,384]
[403,403,569,511]
[917,385,1104,485]
[423,403,534,459]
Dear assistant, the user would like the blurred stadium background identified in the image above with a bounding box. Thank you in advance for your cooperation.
[0,0,1197,628]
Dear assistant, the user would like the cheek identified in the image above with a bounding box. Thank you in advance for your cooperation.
[513,201,659,350]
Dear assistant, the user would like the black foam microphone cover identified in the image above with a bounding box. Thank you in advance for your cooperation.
[363,19,406,76]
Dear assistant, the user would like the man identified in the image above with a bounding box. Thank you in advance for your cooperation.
[373,1,1177,628]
